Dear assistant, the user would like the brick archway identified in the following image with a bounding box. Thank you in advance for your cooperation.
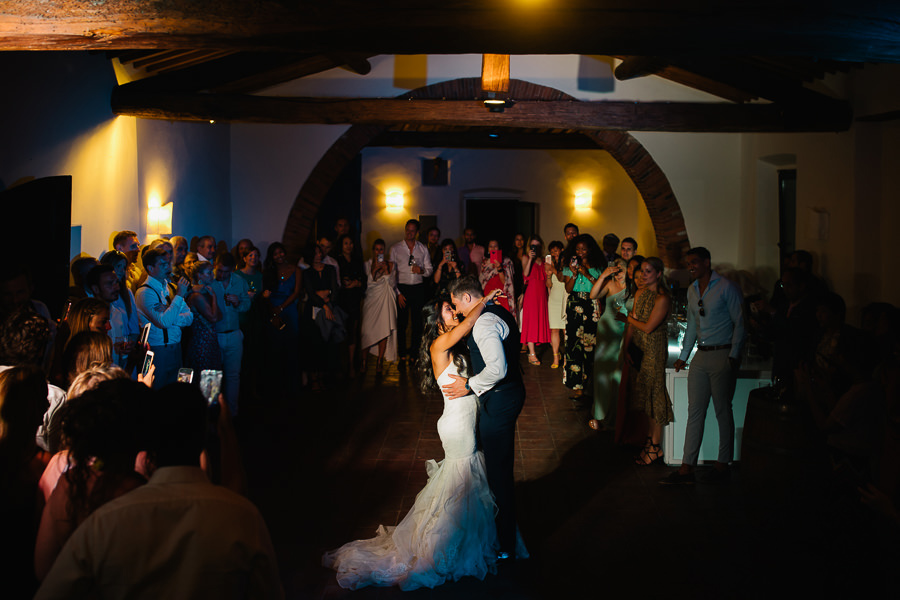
[283,78,690,267]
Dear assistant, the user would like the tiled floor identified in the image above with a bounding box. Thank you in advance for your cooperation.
[237,352,893,599]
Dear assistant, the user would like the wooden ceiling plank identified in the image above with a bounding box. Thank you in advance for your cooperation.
[156,50,238,75]
[1,2,900,63]
[109,90,853,132]
[132,50,184,70]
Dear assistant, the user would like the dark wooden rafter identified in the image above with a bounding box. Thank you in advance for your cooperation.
[2,1,900,64]
[111,50,373,94]
[281,78,692,267]
[615,56,757,103]
[110,87,852,132]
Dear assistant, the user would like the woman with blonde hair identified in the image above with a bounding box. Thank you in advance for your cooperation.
[184,260,222,373]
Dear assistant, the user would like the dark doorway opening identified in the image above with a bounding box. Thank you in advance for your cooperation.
[465,197,536,255]
[0,176,72,320]
[778,169,797,267]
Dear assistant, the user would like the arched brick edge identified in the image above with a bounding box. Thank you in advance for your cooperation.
[283,78,690,267]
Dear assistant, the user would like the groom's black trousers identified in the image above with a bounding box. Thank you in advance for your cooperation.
[478,381,525,557]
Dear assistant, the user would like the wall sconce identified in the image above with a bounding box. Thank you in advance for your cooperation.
[147,192,173,236]
[386,189,404,211]
[574,190,592,210]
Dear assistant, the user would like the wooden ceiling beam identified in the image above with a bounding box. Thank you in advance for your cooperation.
[2,2,900,63]
[615,56,756,103]
[110,89,853,132]
[482,54,510,93]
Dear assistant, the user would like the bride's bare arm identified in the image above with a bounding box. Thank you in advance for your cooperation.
[430,290,499,356]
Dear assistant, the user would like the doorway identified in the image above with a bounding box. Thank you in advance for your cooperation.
[778,169,797,267]
[465,196,536,255]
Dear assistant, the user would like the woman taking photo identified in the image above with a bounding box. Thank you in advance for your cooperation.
[588,258,629,430]
[360,239,397,374]
[478,239,516,319]
[617,257,673,465]
[432,238,463,296]
[545,240,567,369]
[520,235,550,366]
[561,234,604,404]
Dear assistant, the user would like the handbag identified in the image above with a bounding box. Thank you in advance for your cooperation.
[627,340,644,370]
[314,304,348,344]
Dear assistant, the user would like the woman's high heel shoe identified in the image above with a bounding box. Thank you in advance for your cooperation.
[528,353,541,366]
[635,443,663,466]
[550,352,561,369]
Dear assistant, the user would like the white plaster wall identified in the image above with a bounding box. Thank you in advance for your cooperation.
[229,124,350,252]
[0,53,140,258]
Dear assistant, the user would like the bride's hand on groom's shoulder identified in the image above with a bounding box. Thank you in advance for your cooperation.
[442,374,470,399]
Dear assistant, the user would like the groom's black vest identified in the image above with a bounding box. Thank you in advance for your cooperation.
[467,303,523,393]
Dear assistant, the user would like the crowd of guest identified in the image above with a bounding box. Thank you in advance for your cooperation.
[0,234,282,595]
[2,214,898,595]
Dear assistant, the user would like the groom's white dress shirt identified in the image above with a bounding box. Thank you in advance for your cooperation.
[467,311,509,397]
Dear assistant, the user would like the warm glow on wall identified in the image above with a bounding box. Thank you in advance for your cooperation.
[574,189,593,209]
[386,189,405,211]
[147,191,173,236]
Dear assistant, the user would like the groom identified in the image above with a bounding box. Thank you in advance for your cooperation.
[444,276,525,559]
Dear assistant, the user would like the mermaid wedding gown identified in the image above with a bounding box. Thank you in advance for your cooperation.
[322,362,500,590]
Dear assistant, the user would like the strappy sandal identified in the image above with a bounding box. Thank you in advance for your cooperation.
[635,442,664,466]
[550,352,561,369]
[528,353,541,366]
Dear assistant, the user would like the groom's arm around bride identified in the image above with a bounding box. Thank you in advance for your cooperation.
[443,276,525,560]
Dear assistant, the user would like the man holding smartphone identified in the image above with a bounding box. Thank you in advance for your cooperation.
[136,248,193,389]
[389,219,433,363]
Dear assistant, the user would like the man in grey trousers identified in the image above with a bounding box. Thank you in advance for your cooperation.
[661,246,746,485]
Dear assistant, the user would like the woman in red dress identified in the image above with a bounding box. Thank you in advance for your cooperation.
[520,235,551,365]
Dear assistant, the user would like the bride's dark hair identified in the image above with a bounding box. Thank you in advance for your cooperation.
[418,294,470,395]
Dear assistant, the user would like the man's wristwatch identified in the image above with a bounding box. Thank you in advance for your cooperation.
[464,380,471,392]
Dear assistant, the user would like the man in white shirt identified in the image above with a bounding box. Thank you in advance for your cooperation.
[389,219,433,362]
[35,382,283,600]
[213,253,251,416]
[196,235,216,263]
[87,265,138,368]
[135,248,193,389]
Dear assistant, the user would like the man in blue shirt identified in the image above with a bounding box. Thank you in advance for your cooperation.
[661,247,746,485]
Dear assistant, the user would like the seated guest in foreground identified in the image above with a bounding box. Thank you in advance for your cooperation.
[35,383,283,600]
[34,379,151,581]
[135,248,193,389]
[0,365,52,597]
[0,306,65,455]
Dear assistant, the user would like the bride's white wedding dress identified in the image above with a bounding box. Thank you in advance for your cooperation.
[322,362,499,590]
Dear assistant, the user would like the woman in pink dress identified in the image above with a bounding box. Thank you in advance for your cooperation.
[520,235,551,365]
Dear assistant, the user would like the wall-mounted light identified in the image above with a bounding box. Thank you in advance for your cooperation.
[574,190,593,210]
[386,189,404,211]
[147,191,173,236]
[483,91,512,113]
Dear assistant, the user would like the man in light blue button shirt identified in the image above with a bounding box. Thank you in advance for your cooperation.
[661,247,746,485]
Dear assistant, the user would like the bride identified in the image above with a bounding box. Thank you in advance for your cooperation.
[322,290,501,590]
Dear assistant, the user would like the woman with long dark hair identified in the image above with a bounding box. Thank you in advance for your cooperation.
[618,257,673,465]
[561,233,604,404]
[520,235,551,365]
[324,290,502,590]
[335,234,366,377]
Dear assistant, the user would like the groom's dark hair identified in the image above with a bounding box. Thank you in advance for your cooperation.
[447,275,483,299]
